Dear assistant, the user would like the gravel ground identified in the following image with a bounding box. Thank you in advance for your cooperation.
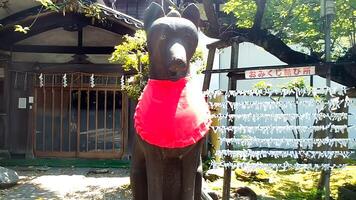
[0,167,132,200]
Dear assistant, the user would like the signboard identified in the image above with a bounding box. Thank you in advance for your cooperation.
[18,98,27,109]
[245,66,315,79]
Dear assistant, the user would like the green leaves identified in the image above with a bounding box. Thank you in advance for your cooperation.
[224,0,355,60]
[253,77,308,91]
[36,0,59,11]
[12,0,102,35]
[223,0,257,28]
[109,30,148,72]
[36,0,54,7]
[14,25,30,34]
[283,77,307,91]
[82,3,103,24]
[109,30,205,99]
[109,30,148,99]
[253,80,272,90]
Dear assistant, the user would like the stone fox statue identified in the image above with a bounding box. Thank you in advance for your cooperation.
[130,2,211,200]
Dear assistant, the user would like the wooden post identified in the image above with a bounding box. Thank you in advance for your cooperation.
[112,90,116,151]
[3,55,10,150]
[202,47,216,91]
[77,89,81,155]
[222,42,239,200]
[202,46,216,157]
[86,89,90,152]
[33,87,38,152]
[51,75,55,152]
[68,74,73,152]
[43,77,46,151]
[95,90,98,151]
[60,80,64,152]
[324,63,332,199]
[104,90,107,150]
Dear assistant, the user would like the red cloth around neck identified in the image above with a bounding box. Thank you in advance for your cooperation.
[134,77,211,148]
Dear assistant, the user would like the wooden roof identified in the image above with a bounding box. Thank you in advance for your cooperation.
[0,2,143,49]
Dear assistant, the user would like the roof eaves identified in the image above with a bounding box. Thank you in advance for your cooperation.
[97,4,143,29]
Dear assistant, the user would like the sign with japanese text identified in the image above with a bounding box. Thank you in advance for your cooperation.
[245,66,315,79]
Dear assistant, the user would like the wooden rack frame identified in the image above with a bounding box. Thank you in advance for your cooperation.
[33,73,128,159]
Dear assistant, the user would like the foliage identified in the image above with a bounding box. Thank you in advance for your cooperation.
[253,77,309,92]
[253,80,272,90]
[282,77,308,91]
[202,155,216,172]
[109,30,148,100]
[110,30,148,72]
[283,188,322,200]
[223,0,356,60]
[223,0,257,28]
[14,25,30,34]
[208,166,356,199]
[109,30,204,100]
[38,0,104,21]
[12,0,103,34]
[234,168,269,182]
[36,0,58,10]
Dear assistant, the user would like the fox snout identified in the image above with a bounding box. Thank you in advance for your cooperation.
[168,42,187,72]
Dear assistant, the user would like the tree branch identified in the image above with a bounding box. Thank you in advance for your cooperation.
[275,0,297,37]
[252,0,266,30]
[270,97,298,139]
[199,1,356,87]
[202,0,219,38]
[163,0,178,10]
[338,44,356,62]
[219,28,321,64]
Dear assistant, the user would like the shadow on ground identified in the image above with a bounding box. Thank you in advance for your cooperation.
[0,167,132,200]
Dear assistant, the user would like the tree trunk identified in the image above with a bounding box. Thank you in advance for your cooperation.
[314,95,349,199]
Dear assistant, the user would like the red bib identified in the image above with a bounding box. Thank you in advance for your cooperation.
[134,77,211,148]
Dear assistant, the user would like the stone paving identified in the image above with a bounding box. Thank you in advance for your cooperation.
[0,167,132,200]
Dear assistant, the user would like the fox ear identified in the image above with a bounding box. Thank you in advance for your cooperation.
[144,2,165,31]
[182,4,200,28]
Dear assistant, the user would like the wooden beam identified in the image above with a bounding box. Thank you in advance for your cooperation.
[33,88,38,152]
[78,27,83,48]
[201,47,215,159]
[0,12,134,48]
[206,37,247,50]
[68,75,73,152]
[95,90,98,151]
[10,62,137,75]
[3,58,10,149]
[202,48,216,91]
[222,42,239,200]
[2,45,115,54]
[112,90,116,152]
[202,0,220,37]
